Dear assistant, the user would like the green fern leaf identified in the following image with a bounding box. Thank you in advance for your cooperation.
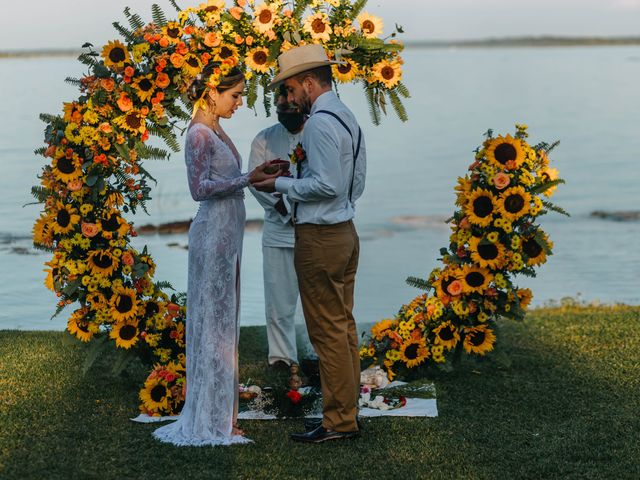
[388,89,408,122]
[405,276,432,291]
[151,4,168,27]
[112,22,135,43]
[541,199,571,217]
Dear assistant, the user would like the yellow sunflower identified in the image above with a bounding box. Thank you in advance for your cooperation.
[468,235,507,270]
[464,188,497,227]
[371,318,394,341]
[51,154,83,183]
[356,12,384,38]
[161,22,183,44]
[140,298,167,322]
[497,186,531,222]
[399,338,430,368]
[516,288,533,309]
[485,135,526,171]
[539,167,560,197]
[213,44,239,66]
[460,265,493,294]
[132,74,156,102]
[87,249,120,277]
[100,210,130,237]
[86,291,108,310]
[110,286,139,322]
[332,58,360,83]
[245,47,273,74]
[432,321,460,350]
[455,176,473,206]
[181,53,202,77]
[51,202,80,235]
[140,377,172,412]
[102,40,129,70]
[67,309,95,342]
[463,325,496,355]
[432,267,462,299]
[522,235,548,266]
[198,0,225,24]
[33,215,54,247]
[110,319,140,349]
[114,109,147,136]
[252,2,278,33]
[303,12,332,42]
[371,59,402,89]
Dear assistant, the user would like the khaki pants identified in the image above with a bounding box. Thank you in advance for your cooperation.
[294,220,360,432]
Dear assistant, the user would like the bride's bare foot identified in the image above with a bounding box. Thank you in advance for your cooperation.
[232,424,244,436]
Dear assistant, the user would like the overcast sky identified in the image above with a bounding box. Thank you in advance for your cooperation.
[2,0,639,50]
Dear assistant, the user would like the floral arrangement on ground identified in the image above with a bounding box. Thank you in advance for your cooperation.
[30,0,407,417]
[360,125,568,380]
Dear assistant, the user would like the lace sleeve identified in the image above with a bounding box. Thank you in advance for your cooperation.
[185,126,250,201]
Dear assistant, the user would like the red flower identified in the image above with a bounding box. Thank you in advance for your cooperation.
[286,390,302,404]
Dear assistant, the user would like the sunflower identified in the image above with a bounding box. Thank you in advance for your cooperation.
[110,319,140,349]
[498,186,531,222]
[213,44,239,66]
[110,286,139,322]
[86,291,107,310]
[485,135,526,171]
[181,53,203,77]
[455,176,473,206]
[539,167,560,197]
[356,12,384,38]
[101,210,130,237]
[67,309,94,342]
[522,235,548,266]
[140,376,172,412]
[463,325,496,355]
[33,215,54,247]
[371,318,394,341]
[245,47,273,74]
[51,202,80,235]
[468,235,506,270]
[198,0,225,24]
[371,59,402,89]
[460,265,493,294]
[252,2,278,33]
[132,74,156,102]
[51,154,83,183]
[399,338,430,368]
[303,12,332,42]
[464,188,497,227]
[432,321,460,350]
[87,249,120,277]
[114,109,147,136]
[141,298,167,322]
[161,22,183,44]
[102,40,129,70]
[516,288,533,309]
[432,267,461,299]
[332,58,360,83]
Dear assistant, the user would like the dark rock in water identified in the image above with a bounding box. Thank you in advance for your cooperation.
[590,210,640,222]
[137,218,264,235]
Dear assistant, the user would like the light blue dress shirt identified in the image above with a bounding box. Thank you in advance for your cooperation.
[275,90,366,225]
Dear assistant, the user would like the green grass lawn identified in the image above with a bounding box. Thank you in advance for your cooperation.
[1,305,639,480]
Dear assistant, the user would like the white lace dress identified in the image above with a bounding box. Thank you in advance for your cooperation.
[153,123,252,446]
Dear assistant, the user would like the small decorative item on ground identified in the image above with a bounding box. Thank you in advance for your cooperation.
[360,365,389,389]
[32,0,408,417]
[361,125,568,380]
[241,385,321,418]
[359,385,406,411]
[239,383,262,401]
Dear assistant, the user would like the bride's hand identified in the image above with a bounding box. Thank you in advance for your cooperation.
[249,160,285,185]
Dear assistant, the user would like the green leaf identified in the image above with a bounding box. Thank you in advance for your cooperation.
[388,89,409,122]
[112,22,135,42]
[151,3,168,27]
[541,199,571,217]
[530,178,565,195]
[406,276,432,291]
[81,335,110,375]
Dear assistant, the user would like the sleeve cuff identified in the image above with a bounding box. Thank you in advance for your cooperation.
[275,176,294,195]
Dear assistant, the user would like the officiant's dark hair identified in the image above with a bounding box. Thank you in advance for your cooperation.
[187,63,245,102]
[292,65,332,87]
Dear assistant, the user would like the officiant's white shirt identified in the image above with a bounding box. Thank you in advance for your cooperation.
[248,123,301,247]
[275,91,367,225]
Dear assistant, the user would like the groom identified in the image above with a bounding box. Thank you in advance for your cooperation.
[254,44,366,443]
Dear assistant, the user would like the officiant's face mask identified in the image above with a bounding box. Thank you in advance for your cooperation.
[276,97,306,133]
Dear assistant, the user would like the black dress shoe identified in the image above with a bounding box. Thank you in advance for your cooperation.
[290,425,359,443]
[304,417,365,432]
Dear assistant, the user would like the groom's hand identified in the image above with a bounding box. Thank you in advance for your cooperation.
[253,177,278,193]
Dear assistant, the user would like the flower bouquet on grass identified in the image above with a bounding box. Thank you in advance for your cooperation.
[361,125,568,380]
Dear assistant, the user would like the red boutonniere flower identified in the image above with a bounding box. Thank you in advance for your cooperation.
[289,143,305,165]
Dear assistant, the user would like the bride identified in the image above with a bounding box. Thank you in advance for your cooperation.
[153,63,283,446]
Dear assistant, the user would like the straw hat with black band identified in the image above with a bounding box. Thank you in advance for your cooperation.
[268,44,344,89]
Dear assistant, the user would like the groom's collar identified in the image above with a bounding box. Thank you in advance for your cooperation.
[310,90,338,116]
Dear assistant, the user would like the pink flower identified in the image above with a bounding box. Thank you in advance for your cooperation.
[493,172,511,190]
[447,280,463,296]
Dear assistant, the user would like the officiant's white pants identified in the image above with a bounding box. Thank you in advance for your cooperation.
[263,246,299,365]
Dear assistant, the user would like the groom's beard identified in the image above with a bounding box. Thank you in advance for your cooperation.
[298,90,312,115]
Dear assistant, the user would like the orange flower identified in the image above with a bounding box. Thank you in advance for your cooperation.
[101,78,115,92]
[234,35,244,45]
[67,179,83,191]
[81,222,99,237]
[167,303,181,316]
[447,280,463,296]
[156,72,170,89]
[246,36,254,46]
[121,251,135,266]
[184,25,195,35]
[283,9,292,17]
[170,53,185,68]
[99,122,112,133]
[124,66,135,77]
[459,217,471,229]
[230,6,243,20]
[117,92,133,112]
[237,0,246,6]
[204,32,221,47]
[493,172,511,190]
[159,37,169,48]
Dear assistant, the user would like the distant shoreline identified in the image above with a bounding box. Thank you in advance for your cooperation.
[2,36,640,58]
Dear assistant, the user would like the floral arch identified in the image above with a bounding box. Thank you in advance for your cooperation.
[31,0,409,416]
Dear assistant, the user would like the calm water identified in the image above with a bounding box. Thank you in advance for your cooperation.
[1,46,639,330]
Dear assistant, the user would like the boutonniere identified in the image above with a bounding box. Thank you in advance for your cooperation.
[289,142,306,165]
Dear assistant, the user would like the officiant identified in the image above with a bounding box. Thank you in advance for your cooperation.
[248,86,308,370]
